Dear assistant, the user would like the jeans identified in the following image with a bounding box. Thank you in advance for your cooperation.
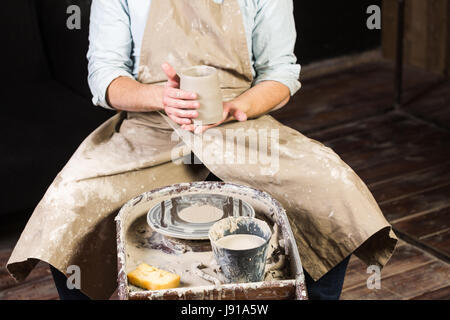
[51,255,350,300]
[50,265,90,300]
[303,255,351,300]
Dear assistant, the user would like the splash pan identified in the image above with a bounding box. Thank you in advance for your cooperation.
[115,181,308,300]
[147,193,255,240]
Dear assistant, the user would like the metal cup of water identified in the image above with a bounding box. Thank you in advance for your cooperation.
[209,217,272,283]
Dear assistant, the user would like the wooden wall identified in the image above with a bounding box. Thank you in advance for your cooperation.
[382,0,450,75]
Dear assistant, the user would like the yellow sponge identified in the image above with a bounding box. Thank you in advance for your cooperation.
[127,263,180,290]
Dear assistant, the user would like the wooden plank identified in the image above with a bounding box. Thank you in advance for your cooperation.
[343,242,434,291]
[307,113,404,144]
[0,275,58,300]
[1,248,55,292]
[0,248,17,290]
[307,115,450,187]
[342,260,450,300]
[447,0,450,76]
[422,229,450,258]
[405,80,450,127]
[347,144,450,178]
[427,0,449,74]
[342,241,448,300]
[357,151,450,185]
[408,80,450,115]
[325,116,450,165]
[277,61,437,130]
[301,115,450,189]
[369,162,450,203]
[277,58,440,133]
[411,285,450,300]
[381,244,435,276]
[324,118,428,152]
[432,108,450,129]
[341,284,402,300]
[405,0,428,69]
[380,261,450,299]
[326,119,449,161]
[381,0,398,59]
[283,101,392,136]
[0,261,53,291]
[400,62,444,102]
[300,50,382,81]
[350,145,450,187]
[276,63,395,132]
[380,184,450,222]
[0,247,12,266]
[393,207,450,240]
[383,0,450,75]
[342,256,370,290]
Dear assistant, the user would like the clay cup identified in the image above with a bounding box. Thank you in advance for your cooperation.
[179,66,224,125]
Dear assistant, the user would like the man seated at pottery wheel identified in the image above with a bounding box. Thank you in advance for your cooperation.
[7,0,397,300]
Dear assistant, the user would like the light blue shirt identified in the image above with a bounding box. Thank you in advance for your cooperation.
[87,0,301,109]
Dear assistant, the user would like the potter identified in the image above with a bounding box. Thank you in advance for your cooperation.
[7,0,397,301]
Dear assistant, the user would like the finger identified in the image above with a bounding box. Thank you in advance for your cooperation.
[162,62,179,80]
[166,87,197,100]
[222,103,234,120]
[194,124,217,134]
[193,118,227,134]
[231,109,248,122]
[165,106,199,119]
[163,97,200,109]
[168,113,192,125]
[181,124,195,132]
[161,63,180,87]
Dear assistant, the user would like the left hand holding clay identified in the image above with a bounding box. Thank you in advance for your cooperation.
[181,101,248,134]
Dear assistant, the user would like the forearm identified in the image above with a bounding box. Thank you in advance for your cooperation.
[106,76,165,112]
[232,81,290,119]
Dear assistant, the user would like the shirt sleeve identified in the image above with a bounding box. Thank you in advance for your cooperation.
[87,0,135,110]
[252,0,301,99]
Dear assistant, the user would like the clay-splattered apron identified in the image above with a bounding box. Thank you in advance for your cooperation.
[7,0,397,299]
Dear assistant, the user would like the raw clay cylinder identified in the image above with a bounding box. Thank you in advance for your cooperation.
[179,65,224,125]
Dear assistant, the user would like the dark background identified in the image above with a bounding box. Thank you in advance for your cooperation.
[296,0,381,64]
[0,0,381,219]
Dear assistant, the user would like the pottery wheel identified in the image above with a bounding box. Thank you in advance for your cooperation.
[147,193,255,240]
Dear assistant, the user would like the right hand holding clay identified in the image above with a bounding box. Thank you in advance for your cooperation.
[161,63,199,125]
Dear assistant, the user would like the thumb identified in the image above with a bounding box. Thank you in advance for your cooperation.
[161,63,179,87]
[231,108,247,122]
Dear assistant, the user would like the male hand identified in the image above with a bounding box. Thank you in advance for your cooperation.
[181,101,248,134]
[161,63,200,125]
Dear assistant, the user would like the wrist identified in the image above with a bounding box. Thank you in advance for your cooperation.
[139,84,165,111]
[229,98,251,118]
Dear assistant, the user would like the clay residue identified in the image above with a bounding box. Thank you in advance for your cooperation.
[126,216,222,290]
[178,204,224,224]
[265,224,289,280]
[125,213,290,292]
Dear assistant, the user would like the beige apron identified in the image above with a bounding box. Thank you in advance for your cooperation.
[7,0,397,299]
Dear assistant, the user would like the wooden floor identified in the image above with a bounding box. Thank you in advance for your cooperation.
[1,56,449,300]
[341,240,450,300]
